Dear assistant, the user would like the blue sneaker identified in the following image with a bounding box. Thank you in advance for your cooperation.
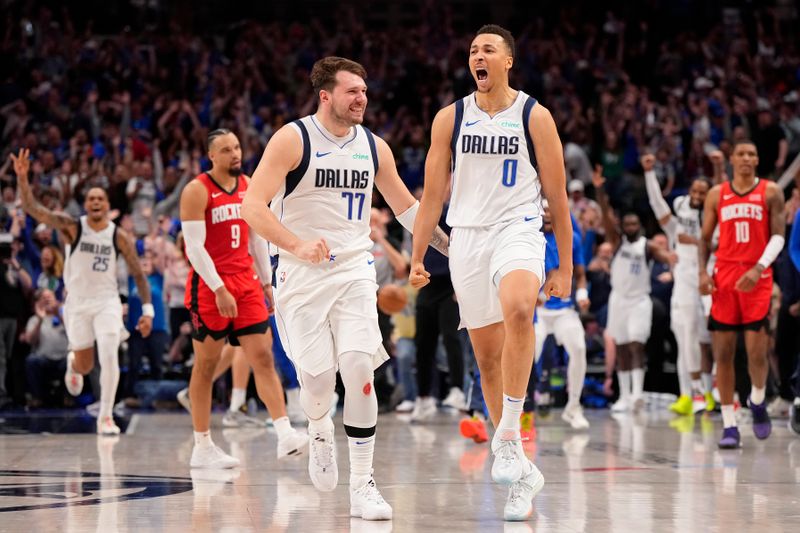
[718,426,741,449]
[749,397,772,440]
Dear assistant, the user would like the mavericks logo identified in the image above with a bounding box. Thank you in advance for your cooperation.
[0,469,194,512]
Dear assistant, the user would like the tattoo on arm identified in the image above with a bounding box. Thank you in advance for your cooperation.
[429,227,449,257]
[117,230,152,304]
[20,190,77,237]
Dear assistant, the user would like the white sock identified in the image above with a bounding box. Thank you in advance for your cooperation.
[194,430,213,448]
[229,388,246,412]
[617,371,632,400]
[721,405,737,428]
[701,373,713,394]
[750,386,766,405]
[497,394,524,433]
[273,416,293,440]
[309,415,335,435]
[691,379,703,396]
[631,368,645,399]
[348,435,375,488]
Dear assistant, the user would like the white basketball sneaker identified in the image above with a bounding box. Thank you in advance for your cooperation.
[611,396,632,413]
[64,352,83,397]
[504,460,545,521]
[190,444,241,469]
[562,404,590,430]
[350,477,392,520]
[277,429,309,459]
[308,430,338,491]
[410,397,436,422]
[177,387,191,413]
[96,416,121,436]
[491,429,526,485]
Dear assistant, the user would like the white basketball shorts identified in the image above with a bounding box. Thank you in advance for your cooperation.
[273,251,389,378]
[449,217,545,330]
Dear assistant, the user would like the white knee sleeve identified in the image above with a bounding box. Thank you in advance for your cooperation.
[339,351,377,430]
[96,332,121,419]
[299,368,336,421]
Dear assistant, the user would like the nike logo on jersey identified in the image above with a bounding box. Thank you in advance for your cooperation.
[524,216,536,222]
[367,259,375,265]
[212,192,223,198]
[465,120,481,127]
[329,254,336,262]
[316,151,332,158]
[723,194,734,200]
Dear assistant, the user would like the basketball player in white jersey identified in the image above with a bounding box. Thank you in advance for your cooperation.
[410,25,573,521]
[242,57,448,521]
[592,166,675,413]
[642,154,714,415]
[11,148,153,435]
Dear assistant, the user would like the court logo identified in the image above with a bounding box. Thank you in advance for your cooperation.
[0,469,194,512]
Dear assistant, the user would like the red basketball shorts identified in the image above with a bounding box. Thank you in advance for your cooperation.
[709,261,772,331]
[185,268,269,345]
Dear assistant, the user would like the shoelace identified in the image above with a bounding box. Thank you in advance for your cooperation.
[356,479,386,504]
[494,436,525,461]
[508,476,534,503]
[312,434,334,468]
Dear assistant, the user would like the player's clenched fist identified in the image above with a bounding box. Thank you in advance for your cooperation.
[294,238,331,264]
[640,153,655,172]
[542,267,572,300]
[409,261,430,289]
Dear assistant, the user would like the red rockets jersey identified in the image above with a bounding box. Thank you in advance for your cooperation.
[194,172,253,275]
[716,178,771,265]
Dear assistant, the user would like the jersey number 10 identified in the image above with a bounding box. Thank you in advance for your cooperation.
[734,221,750,243]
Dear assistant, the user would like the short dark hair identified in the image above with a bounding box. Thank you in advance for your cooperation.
[310,57,367,93]
[692,176,712,189]
[475,24,515,57]
[733,139,757,152]
[207,128,232,150]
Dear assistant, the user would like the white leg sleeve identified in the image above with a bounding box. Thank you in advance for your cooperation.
[96,331,121,420]
[671,313,693,397]
[557,315,587,409]
[339,351,378,430]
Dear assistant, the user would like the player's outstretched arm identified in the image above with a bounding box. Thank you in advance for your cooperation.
[641,153,678,241]
[410,105,454,288]
[180,180,237,318]
[241,125,329,264]
[591,164,620,251]
[116,227,153,337]
[373,136,449,257]
[532,103,572,299]
[698,185,720,295]
[10,148,77,241]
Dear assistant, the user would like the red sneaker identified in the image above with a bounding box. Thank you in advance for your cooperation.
[459,416,489,443]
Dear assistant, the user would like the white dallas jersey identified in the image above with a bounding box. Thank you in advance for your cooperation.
[447,91,543,228]
[610,235,650,298]
[64,216,120,302]
[671,195,702,291]
[271,115,378,262]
